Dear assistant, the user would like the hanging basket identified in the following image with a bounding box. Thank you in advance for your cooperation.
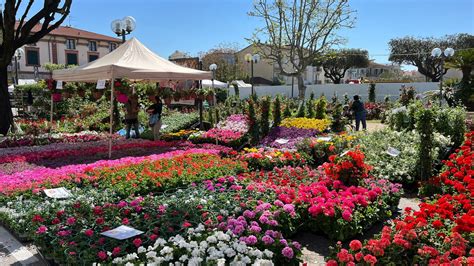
[117,93,129,103]
[52,93,62,102]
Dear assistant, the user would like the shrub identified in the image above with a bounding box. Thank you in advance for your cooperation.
[306,98,315,118]
[416,108,435,181]
[315,96,327,119]
[368,83,376,102]
[260,96,271,137]
[296,101,305,117]
[248,100,260,144]
[273,96,282,126]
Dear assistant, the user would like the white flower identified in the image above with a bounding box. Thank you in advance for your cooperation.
[179,255,189,262]
[146,251,157,259]
[206,235,217,243]
[263,249,273,258]
[217,258,226,266]
[137,246,146,254]
[160,246,173,255]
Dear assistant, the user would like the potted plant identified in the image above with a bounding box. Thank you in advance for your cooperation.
[161,87,173,105]
[93,89,103,99]
[52,91,62,102]
[206,88,215,104]
[173,90,182,102]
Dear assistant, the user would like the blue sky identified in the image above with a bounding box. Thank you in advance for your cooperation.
[17,0,474,69]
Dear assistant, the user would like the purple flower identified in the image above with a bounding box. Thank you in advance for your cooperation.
[261,235,274,245]
[283,204,295,213]
[274,200,284,207]
[282,246,294,259]
[245,235,258,245]
[249,225,262,233]
[243,210,256,219]
[259,215,269,224]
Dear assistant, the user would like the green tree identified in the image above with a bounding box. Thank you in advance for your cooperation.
[318,49,369,84]
[0,0,72,135]
[368,83,376,103]
[248,100,260,144]
[249,0,354,99]
[272,96,282,126]
[260,96,271,137]
[315,96,328,119]
[296,101,305,117]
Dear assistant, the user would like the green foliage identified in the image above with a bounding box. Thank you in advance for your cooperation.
[283,101,292,118]
[273,96,282,126]
[399,85,416,106]
[330,103,345,132]
[387,102,467,148]
[215,88,228,104]
[296,101,305,118]
[368,83,376,102]
[15,81,47,92]
[233,83,240,98]
[248,100,260,145]
[415,108,434,181]
[260,96,271,137]
[317,49,369,84]
[315,96,328,119]
[356,129,451,184]
[248,99,260,144]
[306,98,315,118]
[343,93,350,105]
[207,109,215,127]
[215,108,220,124]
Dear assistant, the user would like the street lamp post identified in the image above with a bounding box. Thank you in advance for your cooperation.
[111,16,136,43]
[431,47,455,105]
[209,63,217,107]
[13,48,24,85]
[245,53,260,96]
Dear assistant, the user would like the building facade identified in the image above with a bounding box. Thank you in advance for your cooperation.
[11,23,121,81]
[235,44,326,85]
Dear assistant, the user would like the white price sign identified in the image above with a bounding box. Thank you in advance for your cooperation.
[43,187,72,199]
[275,138,289,144]
[101,225,144,240]
[56,81,63,90]
[386,147,401,157]
[96,80,106,89]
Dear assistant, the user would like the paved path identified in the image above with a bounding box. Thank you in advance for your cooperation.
[0,227,46,266]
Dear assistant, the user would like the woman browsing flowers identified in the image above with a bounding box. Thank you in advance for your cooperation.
[146,96,163,140]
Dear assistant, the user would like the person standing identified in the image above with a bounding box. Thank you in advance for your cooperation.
[351,95,367,131]
[147,95,163,140]
[125,92,140,139]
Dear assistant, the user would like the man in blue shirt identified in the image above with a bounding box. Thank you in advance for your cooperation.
[351,95,367,131]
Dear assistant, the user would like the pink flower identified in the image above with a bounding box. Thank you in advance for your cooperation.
[97,251,107,261]
[112,247,121,256]
[122,218,129,225]
[133,238,142,248]
[342,210,352,221]
[364,254,377,265]
[281,246,294,259]
[66,217,76,225]
[245,235,258,245]
[84,229,94,237]
[36,225,47,234]
[349,240,362,251]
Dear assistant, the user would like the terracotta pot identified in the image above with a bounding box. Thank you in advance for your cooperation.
[93,91,103,99]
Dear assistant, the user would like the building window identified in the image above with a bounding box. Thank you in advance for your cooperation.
[109,42,117,52]
[66,39,76,50]
[66,52,78,65]
[89,41,97,52]
[88,54,99,62]
[25,47,40,66]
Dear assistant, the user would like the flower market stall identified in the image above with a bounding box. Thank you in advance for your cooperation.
[52,38,211,157]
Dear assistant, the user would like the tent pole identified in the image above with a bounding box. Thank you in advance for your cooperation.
[108,74,114,159]
[50,93,53,124]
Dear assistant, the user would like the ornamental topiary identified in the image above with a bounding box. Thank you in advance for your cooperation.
[273,96,282,126]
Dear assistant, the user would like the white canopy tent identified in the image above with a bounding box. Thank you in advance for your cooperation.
[201,79,228,88]
[52,37,211,157]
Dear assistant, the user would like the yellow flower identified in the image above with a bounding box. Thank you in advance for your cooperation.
[281,118,331,131]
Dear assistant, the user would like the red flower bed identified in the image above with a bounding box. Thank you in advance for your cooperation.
[327,131,474,265]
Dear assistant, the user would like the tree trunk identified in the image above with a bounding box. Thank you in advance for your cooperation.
[297,75,306,99]
[334,77,342,84]
[0,65,14,135]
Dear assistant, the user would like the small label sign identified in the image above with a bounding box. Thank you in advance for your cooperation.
[56,81,63,90]
[43,187,72,199]
[101,225,144,240]
[161,124,168,129]
[317,136,332,141]
[340,150,349,157]
[275,138,289,144]
[96,80,106,89]
[387,147,401,157]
